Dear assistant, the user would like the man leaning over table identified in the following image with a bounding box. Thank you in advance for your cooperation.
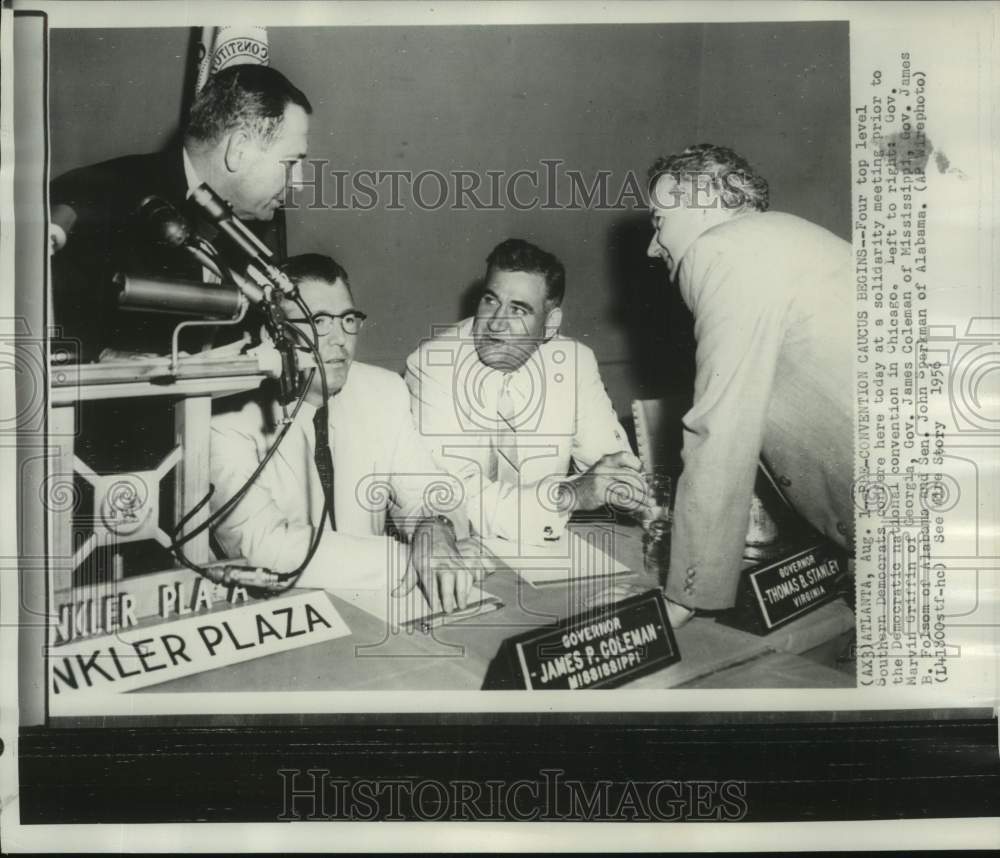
[644,143,855,627]
[406,238,649,550]
[209,253,477,614]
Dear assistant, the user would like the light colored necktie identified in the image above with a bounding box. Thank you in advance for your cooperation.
[494,373,520,485]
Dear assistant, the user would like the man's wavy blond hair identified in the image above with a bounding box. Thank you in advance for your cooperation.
[648,144,769,212]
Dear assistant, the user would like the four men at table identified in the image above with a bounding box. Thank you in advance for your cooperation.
[51,61,852,620]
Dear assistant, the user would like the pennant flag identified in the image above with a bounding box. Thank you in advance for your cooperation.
[195,26,270,92]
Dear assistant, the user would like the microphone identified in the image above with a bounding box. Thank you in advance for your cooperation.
[187,183,302,403]
[189,183,297,296]
[136,195,263,303]
[189,184,271,261]
[280,343,300,404]
[137,195,193,249]
[114,273,245,317]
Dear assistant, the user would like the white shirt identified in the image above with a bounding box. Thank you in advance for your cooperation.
[210,362,468,590]
[406,318,631,546]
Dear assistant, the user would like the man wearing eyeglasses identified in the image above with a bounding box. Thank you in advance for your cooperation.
[209,253,477,613]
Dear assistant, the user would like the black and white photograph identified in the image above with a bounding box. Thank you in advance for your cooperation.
[38,13,857,709]
[2,0,998,849]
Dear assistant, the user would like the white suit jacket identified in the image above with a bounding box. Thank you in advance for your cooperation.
[405,318,630,544]
[210,362,463,590]
[668,211,854,609]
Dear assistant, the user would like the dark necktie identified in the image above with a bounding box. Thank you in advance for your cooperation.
[312,405,337,529]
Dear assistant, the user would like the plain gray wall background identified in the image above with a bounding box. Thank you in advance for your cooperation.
[49,23,849,415]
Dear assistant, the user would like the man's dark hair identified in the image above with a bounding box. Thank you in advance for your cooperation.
[280,253,351,291]
[648,143,769,212]
[485,238,566,306]
[185,65,312,148]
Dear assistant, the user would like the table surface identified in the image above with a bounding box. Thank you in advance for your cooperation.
[144,522,855,694]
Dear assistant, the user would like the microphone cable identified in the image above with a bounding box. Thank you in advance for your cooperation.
[170,293,334,594]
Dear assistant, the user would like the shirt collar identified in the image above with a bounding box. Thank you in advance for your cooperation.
[296,368,357,429]
[459,318,554,404]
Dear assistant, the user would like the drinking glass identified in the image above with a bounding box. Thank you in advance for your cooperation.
[639,470,673,587]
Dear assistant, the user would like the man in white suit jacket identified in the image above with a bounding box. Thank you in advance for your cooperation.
[211,254,474,613]
[406,238,646,547]
[646,144,854,616]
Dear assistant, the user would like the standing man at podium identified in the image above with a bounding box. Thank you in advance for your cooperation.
[644,144,854,623]
[50,64,312,361]
[48,65,313,578]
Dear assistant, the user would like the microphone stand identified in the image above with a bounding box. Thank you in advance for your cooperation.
[135,189,331,591]
[169,299,249,375]
[186,182,306,407]
[257,289,302,408]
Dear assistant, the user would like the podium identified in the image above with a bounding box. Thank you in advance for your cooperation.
[49,355,267,593]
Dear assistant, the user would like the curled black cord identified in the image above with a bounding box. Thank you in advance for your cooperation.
[171,366,313,551]
[172,304,325,548]
[272,296,333,586]
[171,292,334,594]
[169,365,314,590]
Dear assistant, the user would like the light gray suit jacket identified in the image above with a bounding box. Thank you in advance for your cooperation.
[406,319,631,545]
[668,211,854,609]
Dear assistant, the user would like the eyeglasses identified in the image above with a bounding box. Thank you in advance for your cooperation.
[287,311,368,337]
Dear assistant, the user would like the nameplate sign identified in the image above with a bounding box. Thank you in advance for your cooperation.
[48,592,350,698]
[721,542,848,635]
[53,564,278,645]
[483,590,680,690]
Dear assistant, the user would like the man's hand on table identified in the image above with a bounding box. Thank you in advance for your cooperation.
[395,516,477,614]
[558,451,653,517]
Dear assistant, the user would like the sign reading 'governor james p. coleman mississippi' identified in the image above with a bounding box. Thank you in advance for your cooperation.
[484,590,680,690]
